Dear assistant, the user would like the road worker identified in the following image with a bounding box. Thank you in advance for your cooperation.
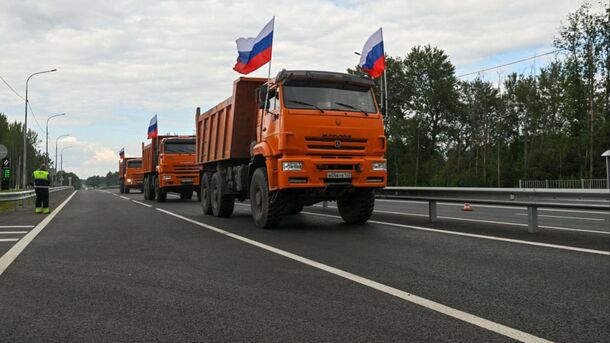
[33,163,50,214]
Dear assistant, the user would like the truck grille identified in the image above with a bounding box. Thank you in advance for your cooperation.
[305,136,367,154]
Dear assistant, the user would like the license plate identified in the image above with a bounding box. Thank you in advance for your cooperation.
[181,178,193,183]
[327,172,351,179]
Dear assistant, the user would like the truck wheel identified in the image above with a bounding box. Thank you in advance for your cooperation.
[119,181,125,193]
[180,191,193,200]
[250,167,284,228]
[337,189,375,224]
[200,173,212,214]
[155,177,166,202]
[211,172,234,217]
[284,202,304,215]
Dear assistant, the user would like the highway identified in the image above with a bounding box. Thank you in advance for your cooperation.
[0,189,608,342]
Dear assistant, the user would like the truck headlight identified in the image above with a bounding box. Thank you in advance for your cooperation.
[282,161,303,171]
[126,178,132,183]
[372,162,386,171]
[162,175,172,180]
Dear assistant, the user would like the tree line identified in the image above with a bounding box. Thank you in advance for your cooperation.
[351,2,609,187]
[85,171,119,188]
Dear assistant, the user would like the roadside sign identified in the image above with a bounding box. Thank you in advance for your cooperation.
[0,144,7,159]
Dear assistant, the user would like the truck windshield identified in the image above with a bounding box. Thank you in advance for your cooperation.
[164,140,196,154]
[283,81,376,114]
[127,160,142,168]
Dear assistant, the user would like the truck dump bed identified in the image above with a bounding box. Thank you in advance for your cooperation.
[196,77,266,165]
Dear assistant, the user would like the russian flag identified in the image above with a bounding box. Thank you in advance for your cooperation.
[359,28,385,78]
[119,148,125,159]
[147,114,158,139]
[233,18,274,75]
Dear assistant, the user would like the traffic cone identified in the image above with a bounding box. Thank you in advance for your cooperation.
[462,202,473,211]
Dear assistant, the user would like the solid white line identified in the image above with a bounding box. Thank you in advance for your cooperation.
[376,199,610,215]
[0,239,19,243]
[0,225,35,229]
[0,191,77,276]
[513,213,605,221]
[0,231,28,235]
[302,211,610,256]
[132,200,152,208]
[119,196,130,200]
[154,207,550,343]
[313,205,609,235]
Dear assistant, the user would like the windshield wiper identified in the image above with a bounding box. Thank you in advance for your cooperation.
[334,102,368,116]
[286,100,325,114]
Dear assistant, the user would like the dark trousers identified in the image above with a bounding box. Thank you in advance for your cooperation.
[35,187,49,208]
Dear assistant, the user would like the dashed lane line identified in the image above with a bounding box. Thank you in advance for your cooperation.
[0,191,78,276]
[154,207,551,343]
[119,196,130,200]
[0,231,28,235]
[132,200,152,208]
[301,211,610,256]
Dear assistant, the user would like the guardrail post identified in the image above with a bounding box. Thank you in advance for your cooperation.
[519,179,522,188]
[429,201,437,222]
[527,206,539,233]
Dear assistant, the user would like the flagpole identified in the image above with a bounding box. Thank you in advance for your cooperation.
[261,17,275,140]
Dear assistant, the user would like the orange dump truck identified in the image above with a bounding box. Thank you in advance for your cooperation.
[195,70,387,228]
[119,157,144,193]
[141,135,200,202]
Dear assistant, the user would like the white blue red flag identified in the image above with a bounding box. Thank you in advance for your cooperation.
[119,148,125,159]
[233,18,274,75]
[359,28,385,78]
[147,115,158,139]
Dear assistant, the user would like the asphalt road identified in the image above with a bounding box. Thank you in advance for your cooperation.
[0,188,608,342]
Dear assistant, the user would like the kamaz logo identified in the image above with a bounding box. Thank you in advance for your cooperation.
[334,140,341,148]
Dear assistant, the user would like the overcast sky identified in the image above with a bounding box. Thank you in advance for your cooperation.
[0,0,589,178]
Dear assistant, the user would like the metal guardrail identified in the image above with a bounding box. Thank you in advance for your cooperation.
[376,187,610,233]
[519,179,607,189]
[0,186,73,210]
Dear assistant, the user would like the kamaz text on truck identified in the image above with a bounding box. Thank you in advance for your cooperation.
[141,135,201,202]
[195,70,387,228]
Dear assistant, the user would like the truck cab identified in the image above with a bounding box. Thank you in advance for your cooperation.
[142,135,200,202]
[119,157,143,193]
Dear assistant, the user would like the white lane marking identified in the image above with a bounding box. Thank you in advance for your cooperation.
[0,239,19,243]
[132,200,152,208]
[112,193,118,197]
[513,213,606,221]
[0,231,28,235]
[0,191,77,276]
[155,207,550,343]
[119,196,130,200]
[303,211,610,256]
[0,225,34,229]
[313,205,609,235]
[376,199,610,215]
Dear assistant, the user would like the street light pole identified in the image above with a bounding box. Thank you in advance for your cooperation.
[602,150,610,189]
[22,69,57,189]
[45,113,66,164]
[54,134,69,186]
[60,146,72,172]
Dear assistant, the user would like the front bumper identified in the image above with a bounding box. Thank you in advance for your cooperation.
[276,157,386,189]
[158,173,200,188]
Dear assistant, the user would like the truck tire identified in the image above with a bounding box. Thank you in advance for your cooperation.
[250,167,285,228]
[119,181,125,193]
[211,172,234,217]
[284,202,304,215]
[200,173,212,215]
[155,177,166,202]
[143,176,149,200]
[180,191,193,200]
[337,189,375,224]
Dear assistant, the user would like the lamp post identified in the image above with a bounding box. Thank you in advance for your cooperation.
[60,146,72,186]
[45,113,66,164]
[55,134,69,186]
[602,150,610,189]
[22,69,57,189]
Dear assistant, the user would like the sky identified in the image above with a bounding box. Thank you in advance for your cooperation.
[0,0,591,178]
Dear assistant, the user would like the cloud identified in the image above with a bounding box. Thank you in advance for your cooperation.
[0,0,592,178]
